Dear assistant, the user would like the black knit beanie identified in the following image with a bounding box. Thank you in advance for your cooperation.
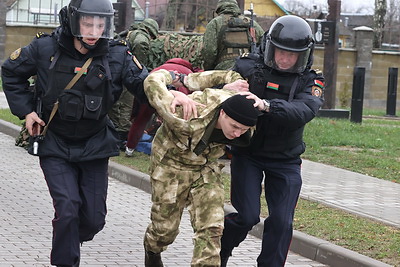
[222,94,260,126]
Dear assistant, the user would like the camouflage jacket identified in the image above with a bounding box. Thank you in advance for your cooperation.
[127,28,152,66]
[144,69,253,171]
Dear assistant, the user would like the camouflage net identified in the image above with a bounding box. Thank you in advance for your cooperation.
[147,32,204,70]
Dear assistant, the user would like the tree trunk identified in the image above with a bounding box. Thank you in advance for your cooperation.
[373,0,387,48]
[164,0,180,30]
[0,0,7,67]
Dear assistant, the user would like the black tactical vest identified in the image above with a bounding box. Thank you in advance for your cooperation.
[251,68,298,101]
[246,66,304,156]
[41,52,113,140]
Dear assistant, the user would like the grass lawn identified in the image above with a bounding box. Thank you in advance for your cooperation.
[303,116,400,183]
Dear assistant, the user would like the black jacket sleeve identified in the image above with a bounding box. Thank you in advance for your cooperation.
[1,37,41,119]
[108,41,149,104]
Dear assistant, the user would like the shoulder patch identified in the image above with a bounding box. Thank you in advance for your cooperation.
[10,48,21,60]
[312,79,324,98]
[127,50,142,70]
[312,86,323,98]
[314,79,324,89]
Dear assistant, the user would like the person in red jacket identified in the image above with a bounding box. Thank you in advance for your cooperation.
[125,58,202,156]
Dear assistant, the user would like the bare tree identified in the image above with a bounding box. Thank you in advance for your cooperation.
[373,0,387,48]
[162,0,217,31]
[282,0,327,17]
[382,0,400,48]
[342,2,374,14]
[164,0,180,30]
[0,0,7,66]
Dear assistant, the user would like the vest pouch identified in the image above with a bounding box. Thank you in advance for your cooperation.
[85,65,106,91]
[224,30,250,48]
[83,95,103,120]
[223,16,251,49]
[58,89,84,121]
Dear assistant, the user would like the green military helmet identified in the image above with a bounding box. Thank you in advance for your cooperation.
[129,21,140,31]
[215,0,241,15]
[142,18,159,39]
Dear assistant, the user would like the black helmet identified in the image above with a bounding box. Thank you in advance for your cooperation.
[263,15,314,73]
[68,0,115,39]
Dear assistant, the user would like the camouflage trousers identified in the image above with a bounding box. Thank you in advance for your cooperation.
[144,162,225,267]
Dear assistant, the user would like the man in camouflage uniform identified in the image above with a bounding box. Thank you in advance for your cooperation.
[127,18,159,68]
[108,18,159,149]
[143,69,265,267]
[202,0,264,70]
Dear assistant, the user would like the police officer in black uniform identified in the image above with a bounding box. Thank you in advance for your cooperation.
[219,15,325,267]
[1,0,148,266]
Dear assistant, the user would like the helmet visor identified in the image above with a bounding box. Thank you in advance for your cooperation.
[70,13,114,39]
[264,39,310,73]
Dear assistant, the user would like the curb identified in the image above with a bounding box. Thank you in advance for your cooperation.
[0,119,392,267]
[108,162,391,267]
[0,118,21,137]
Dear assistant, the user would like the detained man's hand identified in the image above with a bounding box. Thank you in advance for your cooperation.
[170,90,206,120]
[222,79,249,92]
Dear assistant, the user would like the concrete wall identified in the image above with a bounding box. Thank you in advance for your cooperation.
[370,52,400,108]
[312,47,400,109]
[4,25,56,58]
[3,25,400,110]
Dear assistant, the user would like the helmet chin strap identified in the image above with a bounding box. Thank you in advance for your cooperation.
[77,37,98,50]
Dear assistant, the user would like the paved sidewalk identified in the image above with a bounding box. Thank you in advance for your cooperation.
[300,160,400,228]
[0,92,8,109]
[0,132,326,266]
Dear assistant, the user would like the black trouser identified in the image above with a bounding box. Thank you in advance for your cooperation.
[40,157,109,266]
[221,154,302,267]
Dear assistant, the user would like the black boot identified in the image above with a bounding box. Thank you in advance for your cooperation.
[220,255,229,267]
[145,250,163,267]
[56,258,79,267]
[220,248,231,267]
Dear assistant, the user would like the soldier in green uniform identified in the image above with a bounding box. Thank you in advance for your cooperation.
[108,18,159,149]
[143,69,267,267]
[201,0,264,70]
[127,18,159,68]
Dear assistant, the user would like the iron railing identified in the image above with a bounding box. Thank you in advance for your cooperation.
[6,0,68,25]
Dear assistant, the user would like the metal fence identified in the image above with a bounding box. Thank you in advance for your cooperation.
[144,1,272,33]
[6,0,68,25]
